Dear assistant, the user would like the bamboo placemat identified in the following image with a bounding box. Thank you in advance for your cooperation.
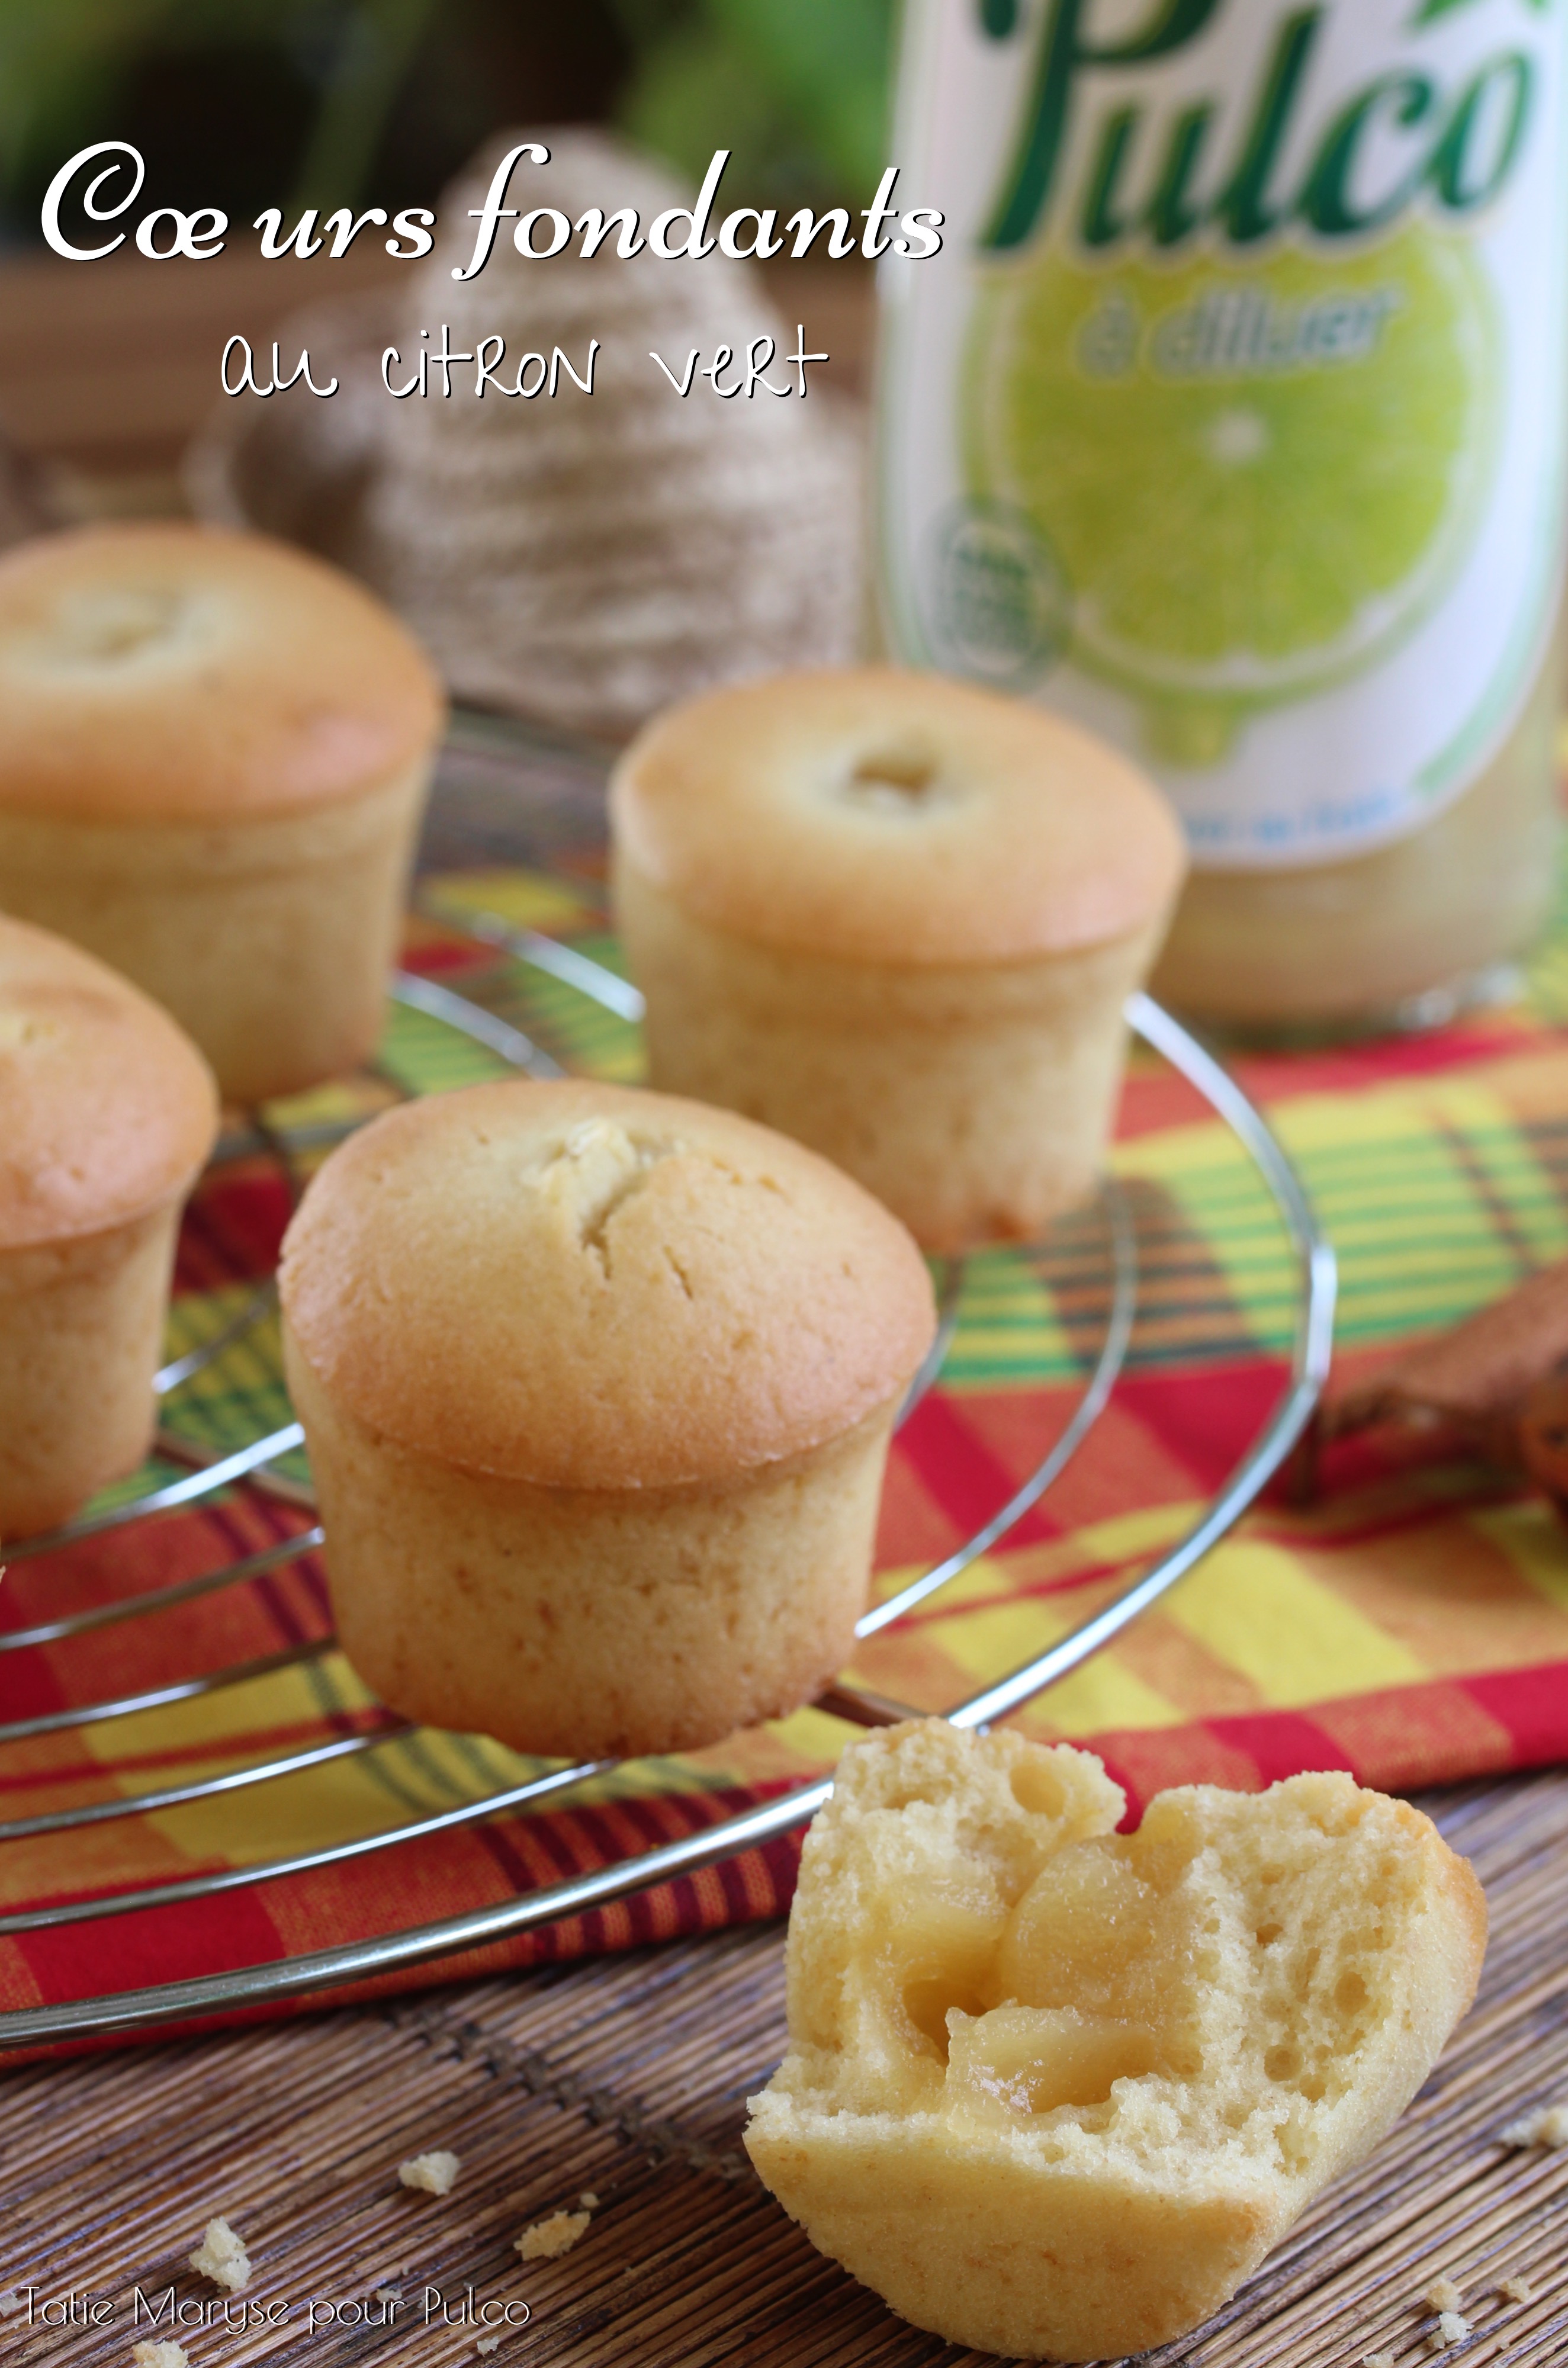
[4,1764,1565,2367]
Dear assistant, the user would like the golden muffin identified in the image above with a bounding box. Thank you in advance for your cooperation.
[278,1079,936,1757]
[746,1720,1486,2363]
[611,666,1187,1251]
[0,523,444,1104]
[0,915,218,1537]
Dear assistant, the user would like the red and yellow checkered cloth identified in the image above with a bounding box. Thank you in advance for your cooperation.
[5,866,1568,2041]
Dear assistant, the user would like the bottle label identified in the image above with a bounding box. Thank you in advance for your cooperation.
[878,0,1568,867]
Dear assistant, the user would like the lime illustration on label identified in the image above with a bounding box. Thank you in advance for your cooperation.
[879,0,1568,864]
[964,232,1497,760]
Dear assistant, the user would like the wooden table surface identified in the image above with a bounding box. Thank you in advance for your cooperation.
[5,1767,1566,2368]
[1,242,1565,2368]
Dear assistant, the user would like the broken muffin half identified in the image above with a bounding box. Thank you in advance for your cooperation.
[744,1720,1485,2362]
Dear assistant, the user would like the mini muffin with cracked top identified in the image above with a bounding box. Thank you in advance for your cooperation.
[278,1079,936,1757]
[0,915,218,1537]
[0,522,444,1105]
[611,666,1187,1252]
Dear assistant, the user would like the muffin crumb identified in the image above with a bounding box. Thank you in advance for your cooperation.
[1498,2276,1534,2305]
[475,2339,501,2356]
[1427,2310,1470,2351]
[1424,2277,1462,2313]
[0,2293,22,2319]
[1499,2104,1568,2148]
[399,2150,461,2197]
[579,2192,599,2209]
[1359,2352,1396,2368]
[516,2209,590,2261]
[133,2344,189,2368]
[188,2217,250,2292]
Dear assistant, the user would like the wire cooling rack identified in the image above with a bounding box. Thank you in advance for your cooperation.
[0,915,1335,2051]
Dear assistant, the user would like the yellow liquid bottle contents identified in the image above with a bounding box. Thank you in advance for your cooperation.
[876,0,1568,1036]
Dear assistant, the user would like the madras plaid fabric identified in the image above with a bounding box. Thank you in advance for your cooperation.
[5,860,1568,2040]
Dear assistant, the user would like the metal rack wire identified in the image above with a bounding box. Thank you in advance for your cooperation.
[0,931,1335,2050]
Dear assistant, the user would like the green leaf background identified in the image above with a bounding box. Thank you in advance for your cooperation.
[612,0,895,208]
[0,0,894,234]
[1411,0,1549,22]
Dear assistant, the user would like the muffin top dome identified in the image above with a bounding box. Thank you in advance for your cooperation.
[279,1078,936,1490]
[0,524,444,824]
[611,666,1187,965]
[0,916,219,1248]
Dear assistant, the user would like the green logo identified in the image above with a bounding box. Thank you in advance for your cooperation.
[979,0,1541,256]
[924,500,1073,687]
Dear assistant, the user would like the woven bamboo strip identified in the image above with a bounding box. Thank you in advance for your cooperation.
[2,1769,1563,2368]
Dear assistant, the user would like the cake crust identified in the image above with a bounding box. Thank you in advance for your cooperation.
[0,914,217,1248]
[0,522,443,822]
[611,666,1186,966]
[279,1078,936,1491]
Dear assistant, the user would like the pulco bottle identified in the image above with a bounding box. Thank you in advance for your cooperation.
[878,0,1568,1030]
